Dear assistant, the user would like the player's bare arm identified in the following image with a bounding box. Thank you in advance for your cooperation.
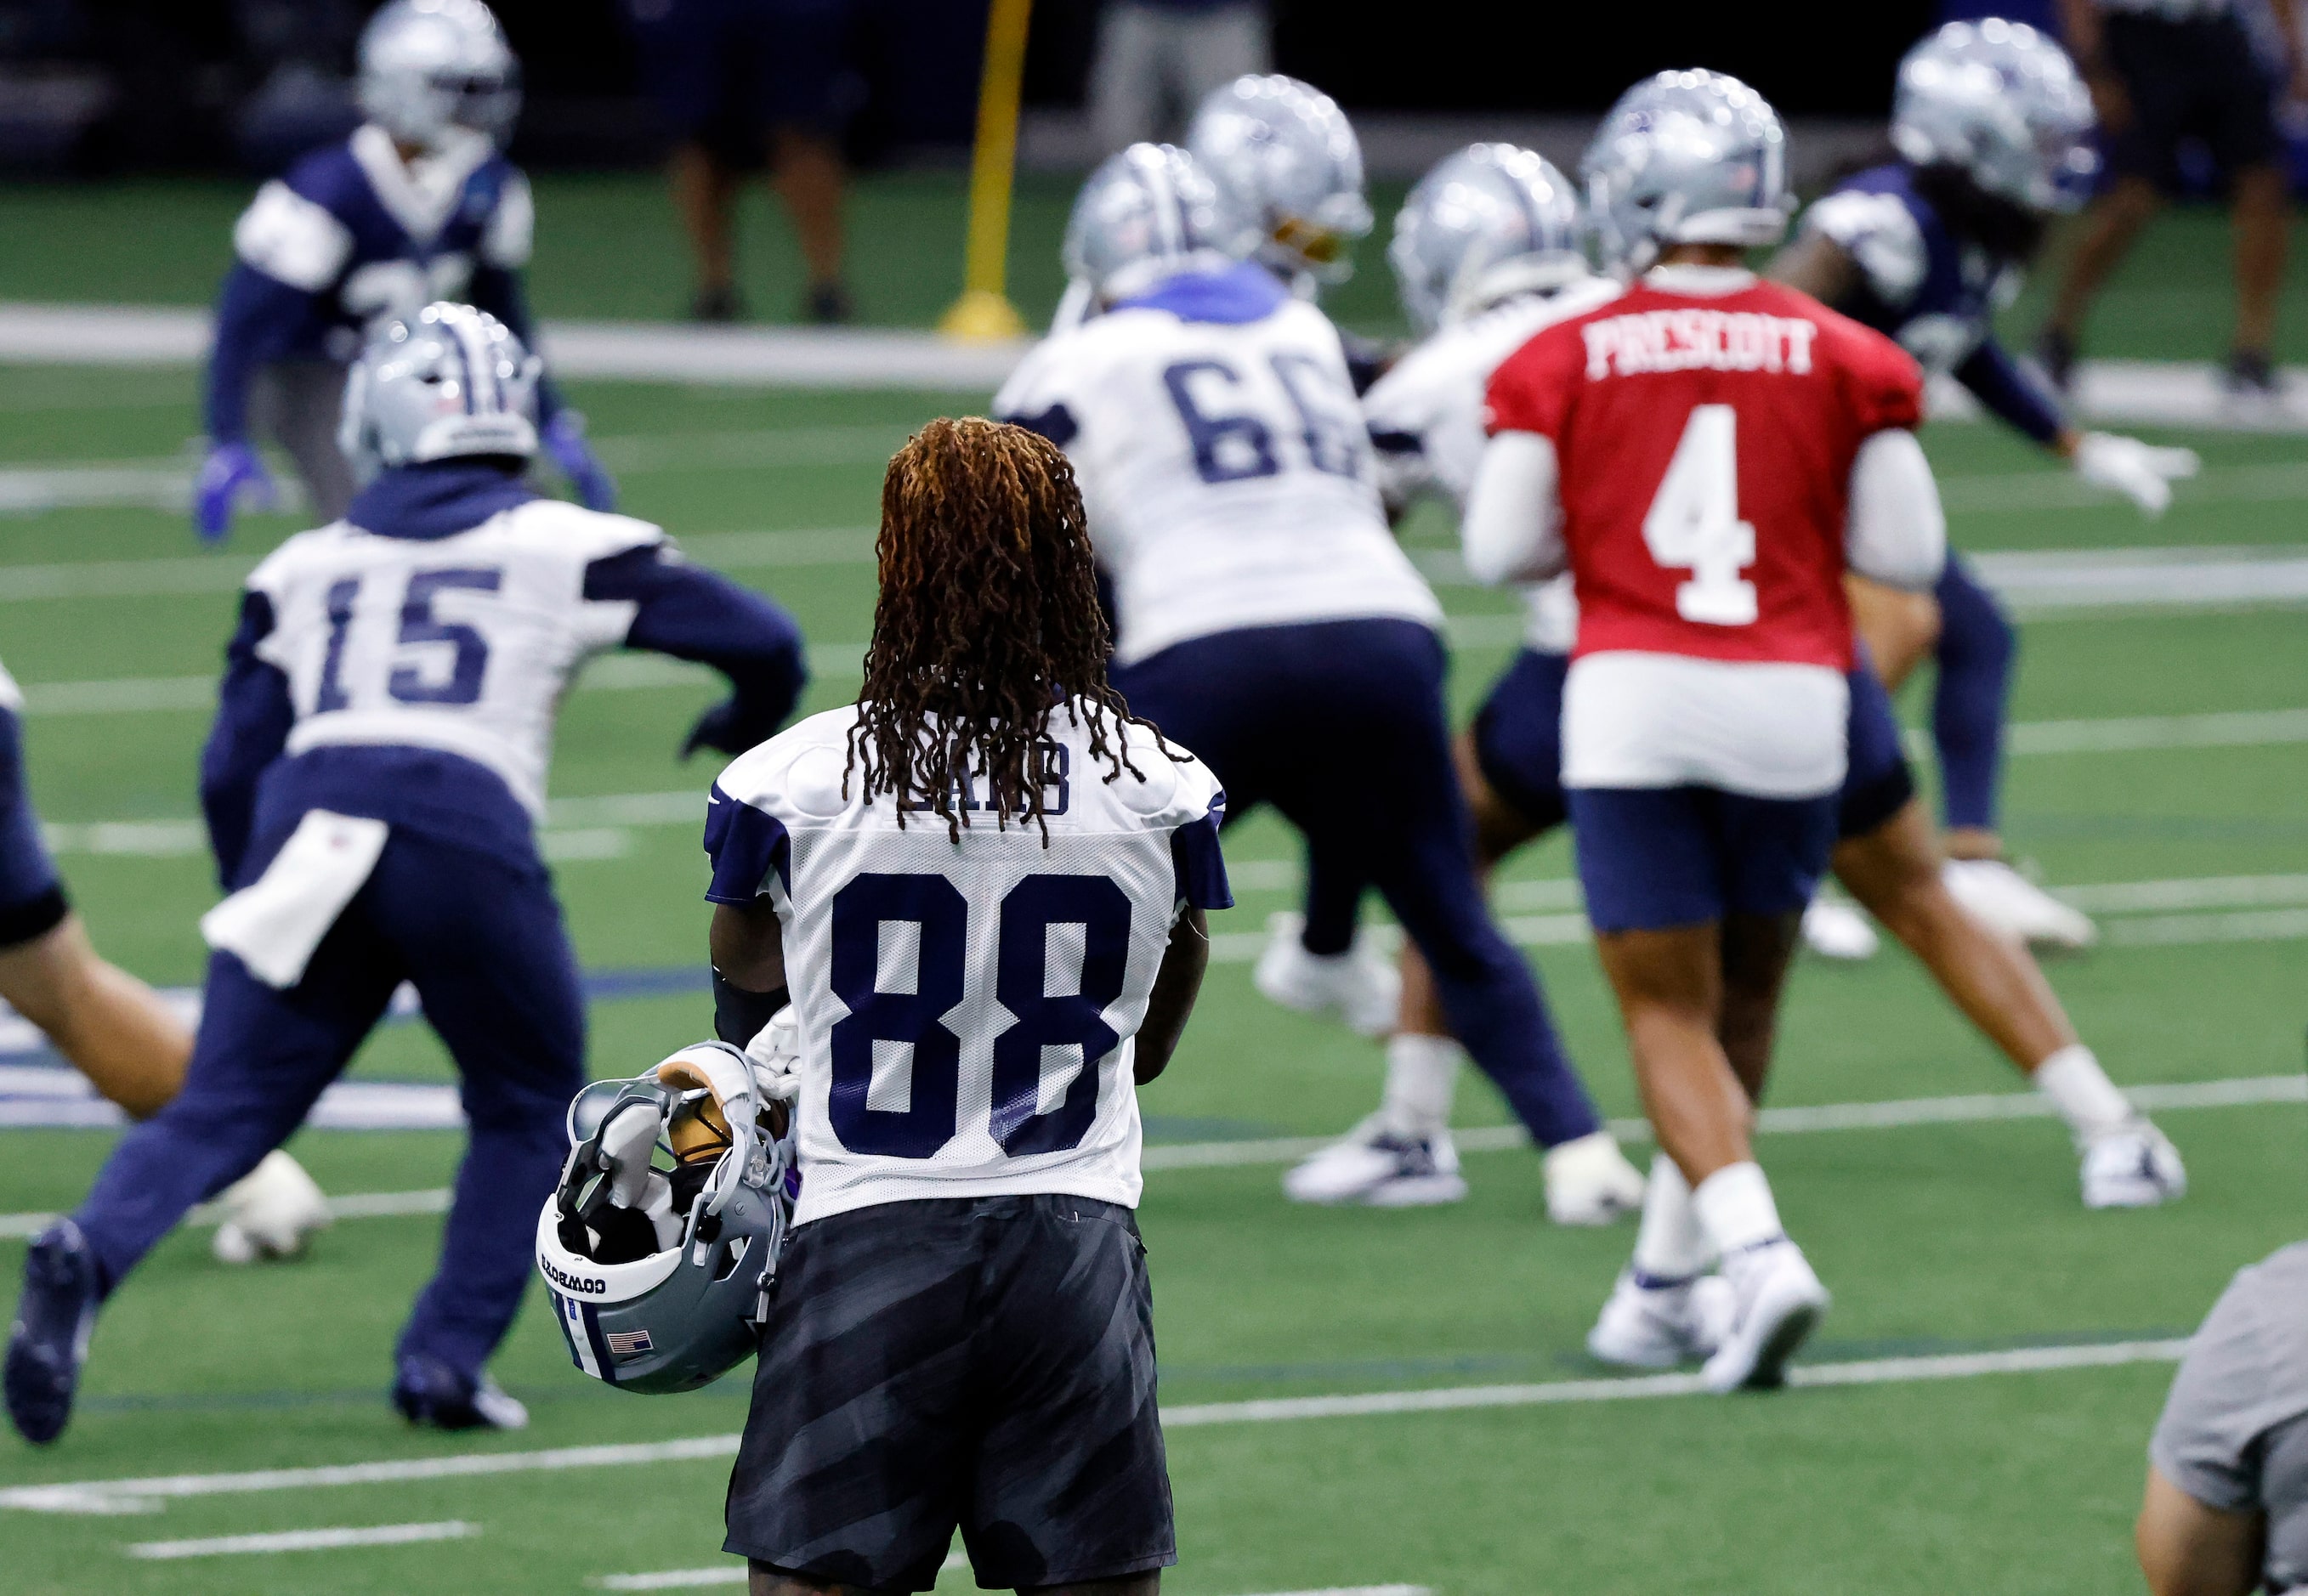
[2136,1466,2263,1596]
[1763,229,1862,305]
[1136,905,1211,1084]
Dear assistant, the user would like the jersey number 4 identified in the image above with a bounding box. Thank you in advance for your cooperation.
[1643,405,1758,626]
[828,872,1132,1161]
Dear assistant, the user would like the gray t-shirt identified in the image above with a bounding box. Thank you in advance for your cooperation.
[2152,1240,2308,1592]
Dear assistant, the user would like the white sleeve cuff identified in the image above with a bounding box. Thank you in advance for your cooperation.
[1461,431,1565,586]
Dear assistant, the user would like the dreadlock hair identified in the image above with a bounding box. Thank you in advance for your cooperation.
[844,416,1170,842]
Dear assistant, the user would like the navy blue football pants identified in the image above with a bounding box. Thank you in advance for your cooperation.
[73,823,584,1384]
[1111,618,1602,1150]
[1931,556,2015,835]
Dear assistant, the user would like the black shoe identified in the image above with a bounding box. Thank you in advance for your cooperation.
[2033,326,2077,394]
[391,1354,529,1432]
[804,281,854,325]
[2224,347,2282,398]
[690,284,745,324]
[5,1220,101,1446]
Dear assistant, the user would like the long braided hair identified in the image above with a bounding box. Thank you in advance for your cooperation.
[844,416,1166,841]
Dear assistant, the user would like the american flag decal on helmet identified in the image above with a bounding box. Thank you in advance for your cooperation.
[606,1328,655,1355]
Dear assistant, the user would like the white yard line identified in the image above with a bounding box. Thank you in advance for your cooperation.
[594,1551,969,1590]
[2,1339,2188,1514]
[126,1520,476,1559]
[3,1073,2294,1237]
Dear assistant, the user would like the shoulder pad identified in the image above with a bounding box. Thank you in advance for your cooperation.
[234,179,354,292]
[504,501,666,563]
[1804,190,1926,308]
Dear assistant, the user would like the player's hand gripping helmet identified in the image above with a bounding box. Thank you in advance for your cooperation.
[1188,74,1374,286]
[536,1041,797,1394]
[1581,69,1790,279]
[1062,143,1250,306]
[1389,143,1588,337]
[337,302,541,483]
[1892,19,2098,216]
[359,0,522,152]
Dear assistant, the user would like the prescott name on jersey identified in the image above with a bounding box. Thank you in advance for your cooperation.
[993,260,1443,665]
[704,705,1232,1225]
[1800,163,2064,446]
[207,124,552,448]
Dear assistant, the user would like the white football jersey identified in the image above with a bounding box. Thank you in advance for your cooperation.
[0,657,19,715]
[247,500,663,815]
[994,292,1442,665]
[708,701,1229,1225]
[1361,278,1620,655]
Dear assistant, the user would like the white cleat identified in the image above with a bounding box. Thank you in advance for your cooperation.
[1800,898,1879,961]
[211,1150,332,1265]
[1701,1239,1830,1394]
[1253,912,1401,1037]
[1942,858,2098,949]
[1587,1271,1738,1370]
[1543,1130,1647,1226]
[2081,1122,2187,1209]
[1283,1117,1467,1207]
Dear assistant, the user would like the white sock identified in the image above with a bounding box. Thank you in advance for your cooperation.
[1692,1162,1785,1258]
[1630,1156,1711,1283]
[1377,1034,1462,1138]
[2033,1044,2135,1141]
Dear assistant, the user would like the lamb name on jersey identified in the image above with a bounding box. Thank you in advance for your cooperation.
[993,263,1441,665]
[246,498,655,818]
[705,706,1230,1224]
[1362,275,1619,654]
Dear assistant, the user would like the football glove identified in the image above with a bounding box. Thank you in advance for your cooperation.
[743,1005,802,1104]
[191,441,275,544]
[543,410,618,512]
[681,696,774,761]
[2073,431,2199,518]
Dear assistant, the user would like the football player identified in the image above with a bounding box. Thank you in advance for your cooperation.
[1466,71,1947,1389]
[994,139,1642,1224]
[195,0,614,542]
[0,664,329,1263]
[3,304,806,1446]
[704,418,1224,1593]
[1324,144,2184,1224]
[1769,20,2198,950]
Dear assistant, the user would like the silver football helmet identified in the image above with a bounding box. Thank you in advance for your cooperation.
[1582,70,1790,277]
[536,1042,795,1395]
[1892,19,2098,215]
[1389,143,1589,336]
[1187,74,1373,286]
[1063,143,1250,303]
[359,0,521,151]
[337,303,541,482]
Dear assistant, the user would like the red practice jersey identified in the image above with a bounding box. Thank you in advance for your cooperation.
[1483,275,1925,671]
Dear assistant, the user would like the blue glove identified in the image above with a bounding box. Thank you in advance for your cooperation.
[543,411,617,512]
[191,442,275,545]
[682,698,762,761]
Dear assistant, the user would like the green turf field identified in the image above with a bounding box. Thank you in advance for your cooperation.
[0,175,2305,1592]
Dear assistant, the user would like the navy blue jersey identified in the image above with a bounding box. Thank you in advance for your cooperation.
[205,125,545,444]
[1800,163,2063,446]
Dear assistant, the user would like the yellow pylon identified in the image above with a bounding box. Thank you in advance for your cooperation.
[939,0,1033,342]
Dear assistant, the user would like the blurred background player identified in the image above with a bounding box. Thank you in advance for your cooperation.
[1091,0,1273,154]
[2038,0,2303,398]
[1350,140,2183,1218]
[705,419,1221,1593]
[4,303,806,1446]
[1468,71,1947,1388]
[625,0,857,324]
[196,0,616,542]
[1771,19,2199,954]
[995,139,1642,1225]
[0,658,329,1265]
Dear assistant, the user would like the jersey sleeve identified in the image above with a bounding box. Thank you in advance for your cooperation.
[1801,190,1926,311]
[1483,325,1579,440]
[703,778,793,906]
[991,337,1082,450]
[1834,320,1927,436]
[1165,760,1232,912]
[2151,1253,2308,1513]
[232,178,354,292]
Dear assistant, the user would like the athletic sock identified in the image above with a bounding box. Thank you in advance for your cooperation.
[2032,1044,2135,1142]
[1630,1156,1710,1283]
[1692,1162,1786,1259]
[1376,1033,1463,1139]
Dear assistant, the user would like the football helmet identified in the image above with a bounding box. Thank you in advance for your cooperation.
[1389,143,1588,336]
[1582,69,1790,277]
[1062,143,1250,304]
[536,1041,796,1395]
[359,0,521,151]
[337,303,541,482]
[1187,74,1373,285]
[1892,19,2097,216]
